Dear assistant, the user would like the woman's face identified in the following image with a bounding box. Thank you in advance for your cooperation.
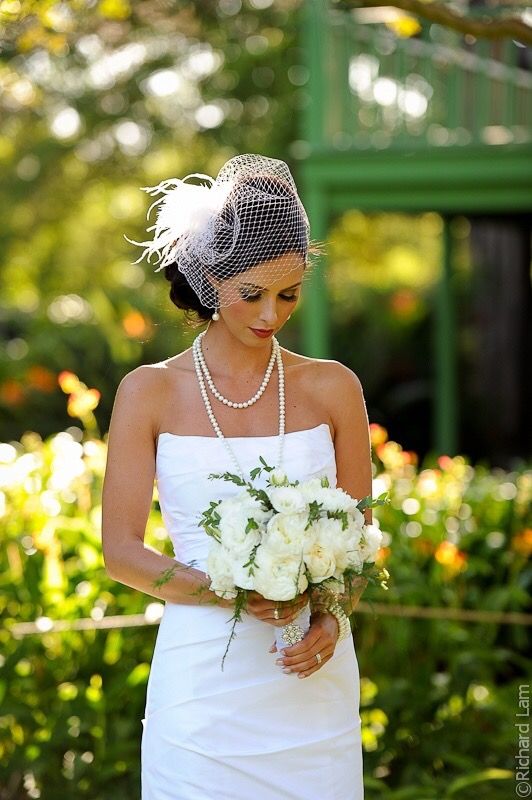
[215,253,305,345]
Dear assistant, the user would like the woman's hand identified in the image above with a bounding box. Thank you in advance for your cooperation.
[271,611,339,678]
[245,590,309,627]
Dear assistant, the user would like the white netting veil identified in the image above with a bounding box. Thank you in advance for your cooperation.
[124,153,310,310]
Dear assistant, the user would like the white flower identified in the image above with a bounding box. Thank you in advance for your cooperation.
[269,468,288,486]
[217,492,268,556]
[298,477,325,501]
[253,548,308,601]
[263,512,309,555]
[359,523,383,563]
[232,557,257,590]
[206,544,238,598]
[303,530,336,583]
[266,486,308,515]
[298,481,362,516]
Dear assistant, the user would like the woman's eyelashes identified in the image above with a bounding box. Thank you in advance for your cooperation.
[242,292,299,303]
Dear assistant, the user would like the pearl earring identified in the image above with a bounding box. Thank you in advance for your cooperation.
[212,308,220,321]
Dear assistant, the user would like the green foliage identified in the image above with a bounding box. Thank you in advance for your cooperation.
[0,424,530,797]
[0,0,306,442]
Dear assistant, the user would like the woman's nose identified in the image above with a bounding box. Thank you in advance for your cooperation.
[258,297,278,326]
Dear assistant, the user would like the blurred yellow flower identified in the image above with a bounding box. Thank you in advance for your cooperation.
[67,388,101,418]
[386,15,422,38]
[369,423,388,447]
[58,370,80,394]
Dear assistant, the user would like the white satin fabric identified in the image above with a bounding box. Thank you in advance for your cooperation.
[141,423,364,799]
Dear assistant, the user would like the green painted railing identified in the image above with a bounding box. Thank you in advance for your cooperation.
[314,8,531,150]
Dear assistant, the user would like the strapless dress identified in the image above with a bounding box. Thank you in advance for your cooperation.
[141,423,364,799]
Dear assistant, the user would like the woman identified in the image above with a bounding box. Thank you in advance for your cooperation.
[102,154,372,799]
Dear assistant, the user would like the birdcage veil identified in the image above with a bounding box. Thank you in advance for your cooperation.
[124,153,310,309]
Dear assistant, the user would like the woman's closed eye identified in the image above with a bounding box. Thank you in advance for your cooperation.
[242,292,299,303]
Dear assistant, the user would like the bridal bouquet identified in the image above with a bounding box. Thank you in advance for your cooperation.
[200,457,389,668]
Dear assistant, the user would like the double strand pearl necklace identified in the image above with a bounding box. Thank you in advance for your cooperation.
[195,329,277,408]
[192,334,286,480]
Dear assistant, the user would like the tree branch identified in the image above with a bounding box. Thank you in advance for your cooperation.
[337,0,532,44]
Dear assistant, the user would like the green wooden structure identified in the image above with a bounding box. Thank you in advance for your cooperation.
[298,0,532,455]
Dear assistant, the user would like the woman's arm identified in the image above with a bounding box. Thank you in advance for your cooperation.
[312,362,373,618]
[101,366,232,608]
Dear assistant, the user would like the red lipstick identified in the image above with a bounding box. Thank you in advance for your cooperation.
[250,328,274,339]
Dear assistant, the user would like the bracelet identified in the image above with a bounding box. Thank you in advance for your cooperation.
[311,591,351,642]
[325,600,352,642]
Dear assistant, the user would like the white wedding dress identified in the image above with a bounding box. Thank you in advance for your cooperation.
[141,423,364,799]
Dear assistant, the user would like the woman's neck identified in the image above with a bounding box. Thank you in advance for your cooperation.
[198,323,275,383]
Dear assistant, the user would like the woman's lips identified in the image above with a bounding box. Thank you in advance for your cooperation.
[249,327,274,338]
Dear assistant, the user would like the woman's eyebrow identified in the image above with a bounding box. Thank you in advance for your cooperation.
[239,281,302,291]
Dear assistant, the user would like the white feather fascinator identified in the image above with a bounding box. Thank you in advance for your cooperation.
[124,153,310,309]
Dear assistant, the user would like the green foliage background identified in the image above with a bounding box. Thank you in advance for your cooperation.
[1,425,530,798]
[1,0,483,464]
[1,3,531,798]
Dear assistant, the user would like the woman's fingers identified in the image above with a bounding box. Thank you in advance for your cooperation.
[247,594,309,626]
[294,651,333,678]
[276,633,334,677]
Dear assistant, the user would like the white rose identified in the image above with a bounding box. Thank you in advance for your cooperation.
[298,478,326,502]
[303,530,336,583]
[263,512,309,555]
[307,516,353,573]
[359,523,383,563]
[232,557,258,590]
[266,486,308,515]
[206,544,238,598]
[218,493,267,556]
[319,487,361,514]
[253,548,308,601]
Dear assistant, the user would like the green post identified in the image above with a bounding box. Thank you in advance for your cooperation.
[301,186,330,358]
[434,217,458,455]
[299,0,330,358]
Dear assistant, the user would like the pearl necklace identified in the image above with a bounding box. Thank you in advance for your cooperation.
[192,335,286,480]
[195,329,278,408]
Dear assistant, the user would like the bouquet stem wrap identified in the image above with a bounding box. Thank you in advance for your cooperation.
[275,602,311,652]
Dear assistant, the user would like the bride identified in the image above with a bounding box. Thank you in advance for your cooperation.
[102,154,372,799]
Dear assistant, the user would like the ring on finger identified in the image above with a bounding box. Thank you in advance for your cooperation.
[273,607,279,620]
[315,652,322,665]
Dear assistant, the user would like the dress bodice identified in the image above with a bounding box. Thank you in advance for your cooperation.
[155,423,337,569]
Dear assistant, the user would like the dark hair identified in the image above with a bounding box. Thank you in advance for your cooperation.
[164,174,322,327]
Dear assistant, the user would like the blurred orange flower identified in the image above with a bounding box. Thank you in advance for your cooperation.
[375,546,391,564]
[437,455,454,471]
[511,529,532,557]
[26,365,56,393]
[389,288,419,318]
[413,538,434,556]
[0,379,26,406]
[434,540,468,576]
[402,451,418,466]
[122,310,151,338]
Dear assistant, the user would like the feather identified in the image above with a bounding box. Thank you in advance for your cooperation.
[123,173,226,270]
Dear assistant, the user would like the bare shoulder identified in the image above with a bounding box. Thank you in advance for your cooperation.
[117,361,168,398]
[281,346,363,395]
[112,362,170,436]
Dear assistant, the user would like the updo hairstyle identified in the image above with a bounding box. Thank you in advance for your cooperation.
[164,174,320,327]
